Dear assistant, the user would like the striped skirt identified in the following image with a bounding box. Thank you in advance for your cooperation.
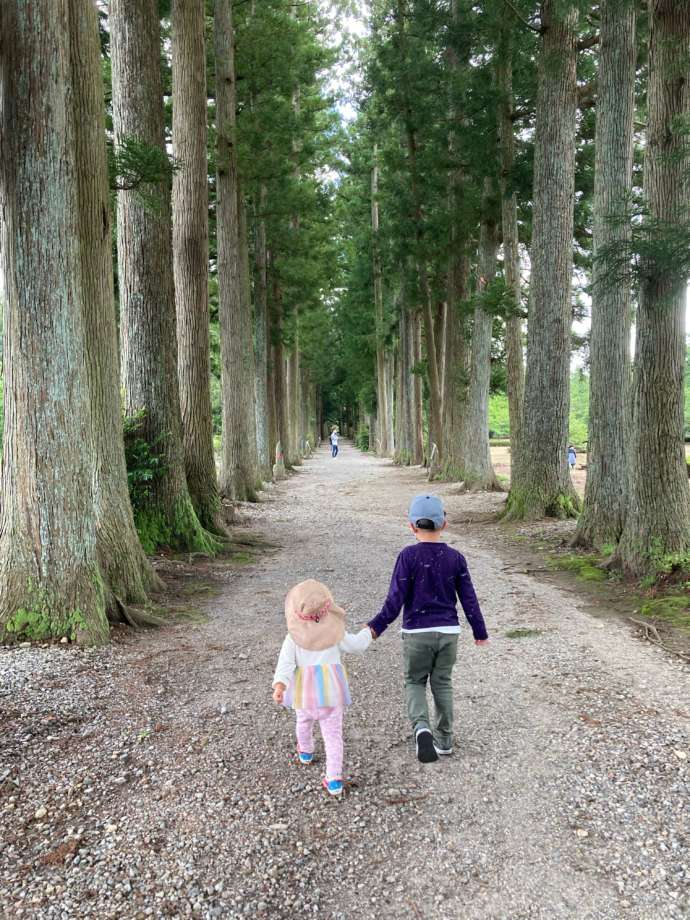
[284,664,352,710]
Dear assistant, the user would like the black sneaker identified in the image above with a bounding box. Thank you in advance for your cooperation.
[415,728,438,763]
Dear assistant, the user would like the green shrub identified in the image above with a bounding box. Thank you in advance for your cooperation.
[356,425,369,452]
[122,410,167,513]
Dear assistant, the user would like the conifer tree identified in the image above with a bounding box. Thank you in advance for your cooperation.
[172,0,226,532]
[0,0,108,644]
[110,0,219,555]
[617,1,690,573]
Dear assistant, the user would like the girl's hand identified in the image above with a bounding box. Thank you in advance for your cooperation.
[272,683,286,704]
[475,639,489,646]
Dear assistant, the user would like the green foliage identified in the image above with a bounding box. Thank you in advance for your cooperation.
[489,371,591,445]
[122,411,167,514]
[108,136,179,210]
[639,595,690,630]
[356,425,370,452]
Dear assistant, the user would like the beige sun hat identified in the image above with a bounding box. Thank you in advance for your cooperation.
[285,579,346,651]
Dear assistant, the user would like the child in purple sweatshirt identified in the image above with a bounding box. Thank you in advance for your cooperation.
[368,494,489,763]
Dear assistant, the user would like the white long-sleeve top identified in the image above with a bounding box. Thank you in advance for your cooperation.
[273,628,372,688]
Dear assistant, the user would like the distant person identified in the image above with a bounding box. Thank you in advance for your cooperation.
[367,494,489,764]
[330,427,339,458]
[568,445,577,471]
[272,580,372,797]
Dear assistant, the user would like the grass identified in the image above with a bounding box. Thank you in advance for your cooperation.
[505,627,544,639]
[229,551,253,565]
[550,553,608,582]
[638,595,690,630]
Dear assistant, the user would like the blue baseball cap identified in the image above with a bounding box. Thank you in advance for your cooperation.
[408,494,445,529]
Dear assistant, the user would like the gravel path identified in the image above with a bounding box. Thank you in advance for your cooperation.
[1,442,689,920]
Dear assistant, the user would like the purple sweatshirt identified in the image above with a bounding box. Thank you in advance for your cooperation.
[368,542,489,640]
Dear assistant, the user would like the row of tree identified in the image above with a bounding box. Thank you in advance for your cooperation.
[333,0,690,575]
[0,0,339,643]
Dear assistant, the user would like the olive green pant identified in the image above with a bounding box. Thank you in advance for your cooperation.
[402,631,458,748]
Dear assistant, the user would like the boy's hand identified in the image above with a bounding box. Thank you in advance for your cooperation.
[368,626,377,640]
[475,639,489,646]
[272,682,286,704]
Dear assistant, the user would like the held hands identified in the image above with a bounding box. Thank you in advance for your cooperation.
[475,639,489,646]
[272,682,286,704]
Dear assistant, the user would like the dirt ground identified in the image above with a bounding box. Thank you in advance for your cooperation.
[1,443,689,920]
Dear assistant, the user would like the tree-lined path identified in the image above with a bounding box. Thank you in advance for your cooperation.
[2,445,688,920]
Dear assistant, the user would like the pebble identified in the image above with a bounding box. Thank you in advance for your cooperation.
[1,449,689,920]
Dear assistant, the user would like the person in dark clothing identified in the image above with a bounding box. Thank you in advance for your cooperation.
[368,494,489,763]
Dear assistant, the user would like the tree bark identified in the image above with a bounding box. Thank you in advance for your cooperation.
[453,179,502,491]
[172,0,225,534]
[575,0,636,550]
[441,252,471,472]
[372,147,390,456]
[441,0,471,476]
[253,186,272,479]
[497,27,525,461]
[215,0,259,500]
[111,0,217,555]
[70,0,162,608]
[504,0,581,520]
[617,0,690,572]
[0,0,108,644]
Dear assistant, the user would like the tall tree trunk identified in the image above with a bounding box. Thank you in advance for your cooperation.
[442,0,471,476]
[271,283,290,467]
[442,252,471,472]
[172,0,225,533]
[575,0,636,550]
[70,0,162,607]
[617,0,690,572]
[372,147,390,456]
[287,331,302,465]
[385,351,396,454]
[453,179,502,491]
[0,0,108,644]
[412,308,425,465]
[215,0,259,501]
[111,0,217,556]
[238,191,261,475]
[497,27,525,460]
[504,0,580,520]
[253,186,272,479]
[394,0,442,458]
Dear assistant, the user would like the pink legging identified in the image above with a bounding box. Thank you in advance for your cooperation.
[295,705,344,780]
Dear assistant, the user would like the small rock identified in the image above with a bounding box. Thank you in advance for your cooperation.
[673,749,687,761]
[34,806,48,820]
[575,829,589,838]
[60,637,69,645]
[269,823,288,832]
[105,824,118,834]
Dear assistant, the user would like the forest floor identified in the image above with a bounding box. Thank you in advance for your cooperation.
[1,443,689,920]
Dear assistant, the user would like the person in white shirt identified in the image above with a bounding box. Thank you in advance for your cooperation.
[272,579,372,797]
[329,427,339,458]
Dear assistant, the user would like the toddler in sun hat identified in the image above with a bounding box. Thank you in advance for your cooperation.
[272,579,373,797]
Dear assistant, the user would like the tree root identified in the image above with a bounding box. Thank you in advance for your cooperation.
[628,617,690,662]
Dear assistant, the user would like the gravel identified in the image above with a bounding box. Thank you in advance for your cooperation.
[1,443,688,919]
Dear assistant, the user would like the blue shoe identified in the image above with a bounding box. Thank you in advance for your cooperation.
[322,777,344,797]
[298,751,314,765]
